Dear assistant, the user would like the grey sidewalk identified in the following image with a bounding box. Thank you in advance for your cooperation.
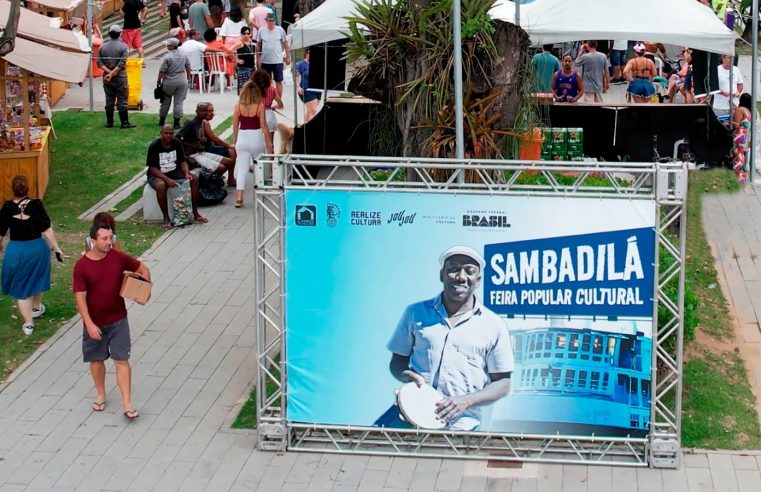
[0,183,761,491]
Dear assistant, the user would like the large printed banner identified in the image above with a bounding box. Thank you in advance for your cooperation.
[285,190,656,437]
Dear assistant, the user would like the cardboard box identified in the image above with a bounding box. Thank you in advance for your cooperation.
[120,271,152,304]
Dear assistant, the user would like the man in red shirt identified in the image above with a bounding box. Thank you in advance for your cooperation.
[73,223,151,420]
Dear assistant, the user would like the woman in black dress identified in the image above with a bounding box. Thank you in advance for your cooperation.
[0,175,63,336]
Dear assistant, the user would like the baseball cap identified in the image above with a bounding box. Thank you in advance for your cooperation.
[265,12,276,20]
[439,246,485,270]
[168,27,182,38]
[109,24,122,33]
[633,43,646,53]
[165,38,180,47]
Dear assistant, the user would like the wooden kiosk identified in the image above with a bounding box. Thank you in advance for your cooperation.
[0,0,90,201]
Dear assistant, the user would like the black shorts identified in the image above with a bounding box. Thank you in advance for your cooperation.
[261,63,284,83]
[147,170,185,189]
[83,316,131,362]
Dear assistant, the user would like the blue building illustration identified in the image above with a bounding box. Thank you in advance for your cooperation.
[491,326,652,437]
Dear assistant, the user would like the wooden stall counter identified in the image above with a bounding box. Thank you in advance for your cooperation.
[0,126,51,202]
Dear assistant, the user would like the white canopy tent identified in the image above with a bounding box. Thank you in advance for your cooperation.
[291,0,736,54]
[289,0,364,49]
[490,0,736,55]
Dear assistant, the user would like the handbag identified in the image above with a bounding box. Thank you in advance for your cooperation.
[154,85,164,101]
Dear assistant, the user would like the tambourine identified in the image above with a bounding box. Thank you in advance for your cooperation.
[395,382,447,429]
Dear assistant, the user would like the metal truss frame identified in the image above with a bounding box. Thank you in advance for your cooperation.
[253,155,688,468]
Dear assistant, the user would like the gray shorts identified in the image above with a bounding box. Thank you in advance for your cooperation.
[82,316,131,362]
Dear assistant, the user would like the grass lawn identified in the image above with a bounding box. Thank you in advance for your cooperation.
[0,111,165,383]
[681,169,761,449]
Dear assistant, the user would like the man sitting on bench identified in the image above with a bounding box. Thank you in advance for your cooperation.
[177,102,236,186]
[146,125,208,229]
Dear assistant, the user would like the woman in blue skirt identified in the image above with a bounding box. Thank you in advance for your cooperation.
[0,175,63,336]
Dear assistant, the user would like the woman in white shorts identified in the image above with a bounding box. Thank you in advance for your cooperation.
[232,80,273,208]
[251,69,284,147]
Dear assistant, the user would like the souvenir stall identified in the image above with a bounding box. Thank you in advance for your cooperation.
[0,0,90,201]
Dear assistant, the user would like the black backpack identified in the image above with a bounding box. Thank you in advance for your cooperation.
[198,170,228,205]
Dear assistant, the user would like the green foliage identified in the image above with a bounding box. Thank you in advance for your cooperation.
[232,354,281,428]
[682,351,761,449]
[345,0,508,158]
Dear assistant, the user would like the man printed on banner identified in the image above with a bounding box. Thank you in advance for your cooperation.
[374,246,514,431]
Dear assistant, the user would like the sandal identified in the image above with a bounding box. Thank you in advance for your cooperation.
[92,400,106,412]
[194,215,209,223]
[235,199,243,208]
[124,409,139,420]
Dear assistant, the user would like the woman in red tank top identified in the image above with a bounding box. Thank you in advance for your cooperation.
[232,80,273,207]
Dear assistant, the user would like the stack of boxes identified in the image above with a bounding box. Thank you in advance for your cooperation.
[540,127,584,161]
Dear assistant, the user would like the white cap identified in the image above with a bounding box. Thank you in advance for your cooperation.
[439,246,485,270]
[633,42,646,53]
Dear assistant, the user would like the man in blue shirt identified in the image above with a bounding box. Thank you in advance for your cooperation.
[531,44,561,93]
[376,246,514,431]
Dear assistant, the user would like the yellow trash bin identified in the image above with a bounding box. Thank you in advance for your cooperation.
[125,58,143,110]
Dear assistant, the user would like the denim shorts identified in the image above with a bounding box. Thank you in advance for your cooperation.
[83,316,131,362]
[610,49,626,67]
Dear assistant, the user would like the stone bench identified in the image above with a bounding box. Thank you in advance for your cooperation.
[142,169,202,222]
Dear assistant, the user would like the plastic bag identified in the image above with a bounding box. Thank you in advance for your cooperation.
[198,170,228,206]
[168,179,193,227]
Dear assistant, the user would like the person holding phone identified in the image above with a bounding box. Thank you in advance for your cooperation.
[0,175,63,336]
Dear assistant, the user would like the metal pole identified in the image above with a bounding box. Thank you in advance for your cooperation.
[515,0,520,27]
[87,0,94,111]
[751,0,759,181]
[453,0,464,183]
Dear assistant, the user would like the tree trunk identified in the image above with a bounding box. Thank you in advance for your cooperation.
[490,21,531,131]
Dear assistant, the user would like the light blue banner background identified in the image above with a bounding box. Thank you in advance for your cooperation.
[284,189,655,432]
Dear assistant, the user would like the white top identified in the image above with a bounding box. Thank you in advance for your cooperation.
[179,39,206,57]
[713,65,743,110]
[612,40,628,50]
[219,18,247,38]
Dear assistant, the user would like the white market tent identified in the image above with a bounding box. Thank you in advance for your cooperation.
[291,0,736,55]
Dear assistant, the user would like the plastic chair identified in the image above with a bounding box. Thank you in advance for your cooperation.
[206,52,228,94]
[653,57,664,77]
[187,50,206,93]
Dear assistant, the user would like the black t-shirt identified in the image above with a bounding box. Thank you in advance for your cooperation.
[177,117,209,154]
[0,199,51,241]
[146,138,186,179]
[169,3,182,28]
[122,0,145,29]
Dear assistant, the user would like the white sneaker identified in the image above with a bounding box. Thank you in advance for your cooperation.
[22,323,34,336]
[32,303,45,318]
